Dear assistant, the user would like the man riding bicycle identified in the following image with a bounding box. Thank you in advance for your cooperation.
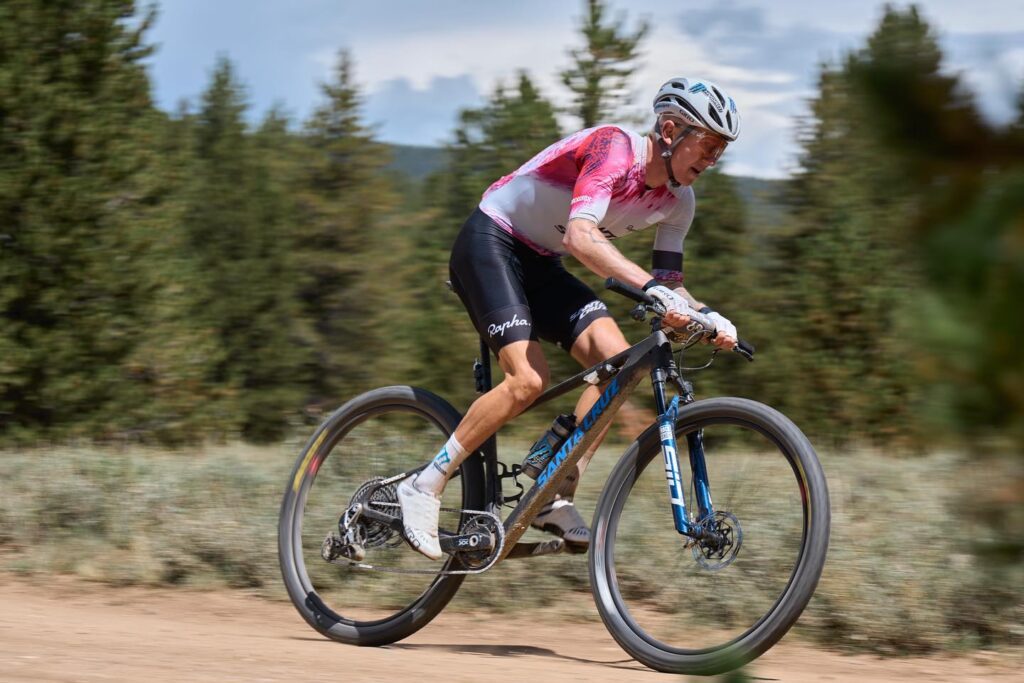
[399,77,742,560]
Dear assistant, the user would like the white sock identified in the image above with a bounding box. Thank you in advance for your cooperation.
[415,433,466,496]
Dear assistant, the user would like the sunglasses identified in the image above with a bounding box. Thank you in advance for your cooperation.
[673,126,729,162]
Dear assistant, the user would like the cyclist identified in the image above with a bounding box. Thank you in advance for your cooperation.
[399,77,742,560]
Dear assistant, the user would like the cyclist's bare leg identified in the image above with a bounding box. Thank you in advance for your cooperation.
[529,318,629,549]
[414,339,549,496]
[401,340,550,558]
[558,317,630,499]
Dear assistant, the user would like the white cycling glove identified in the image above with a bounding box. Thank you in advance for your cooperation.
[703,309,738,341]
[645,285,692,317]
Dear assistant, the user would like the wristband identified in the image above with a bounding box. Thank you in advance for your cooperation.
[642,279,660,292]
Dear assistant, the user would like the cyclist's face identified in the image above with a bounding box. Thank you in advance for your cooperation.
[668,126,728,185]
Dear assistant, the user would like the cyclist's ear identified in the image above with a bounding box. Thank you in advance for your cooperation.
[659,117,677,143]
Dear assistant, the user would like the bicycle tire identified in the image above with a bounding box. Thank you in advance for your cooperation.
[589,397,830,674]
[278,385,485,646]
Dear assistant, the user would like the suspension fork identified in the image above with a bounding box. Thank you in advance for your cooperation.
[651,367,715,536]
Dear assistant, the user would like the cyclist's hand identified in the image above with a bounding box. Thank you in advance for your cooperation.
[704,310,738,350]
[645,285,693,329]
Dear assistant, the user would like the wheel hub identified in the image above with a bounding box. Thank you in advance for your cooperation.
[691,511,743,571]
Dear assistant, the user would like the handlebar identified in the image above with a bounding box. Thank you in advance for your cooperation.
[605,278,755,361]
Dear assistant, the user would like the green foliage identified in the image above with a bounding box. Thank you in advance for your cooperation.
[844,9,1024,447]
[292,50,397,404]
[560,0,649,128]
[182,58,312,442]
[0,1,219,442]
[0,0,1018,474]
[761,7,948,445]
[846,6,1024,581]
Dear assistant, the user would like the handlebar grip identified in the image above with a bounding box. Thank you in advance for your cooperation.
[605,278,654,305]
[735,339,756,362]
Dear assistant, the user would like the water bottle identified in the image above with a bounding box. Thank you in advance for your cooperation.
[521,413,577,480]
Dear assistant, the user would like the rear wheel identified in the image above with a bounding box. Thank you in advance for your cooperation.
[590,397,830,674]
[278,386,485,646]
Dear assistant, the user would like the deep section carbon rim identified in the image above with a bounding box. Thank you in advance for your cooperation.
[592,398,829,674]
[287,399,471,627]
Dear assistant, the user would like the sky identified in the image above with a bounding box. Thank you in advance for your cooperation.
[146,1,1024,178]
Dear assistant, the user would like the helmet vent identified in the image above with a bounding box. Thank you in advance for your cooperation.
[707,104,723,127]
[726,111,733,130]
[671,80,687,89]
[711,85,725,107]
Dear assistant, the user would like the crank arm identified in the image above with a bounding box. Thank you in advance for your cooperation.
[439,531,494,554]
[504,538,565,559]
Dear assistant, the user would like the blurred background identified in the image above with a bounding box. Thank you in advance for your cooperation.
[0,0,1021,659]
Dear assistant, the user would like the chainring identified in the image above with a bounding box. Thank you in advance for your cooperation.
[455,514,501,570]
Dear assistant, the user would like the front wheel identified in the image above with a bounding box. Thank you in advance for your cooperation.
[589,397,830,675]
[278,386,485,646]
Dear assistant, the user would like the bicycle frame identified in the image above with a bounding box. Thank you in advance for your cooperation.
[473,328,717,561]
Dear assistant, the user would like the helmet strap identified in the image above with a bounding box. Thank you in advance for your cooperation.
[655,125,696,188]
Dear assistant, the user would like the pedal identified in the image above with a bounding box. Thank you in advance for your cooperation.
[322,532,365,562]
[505,538,565,559]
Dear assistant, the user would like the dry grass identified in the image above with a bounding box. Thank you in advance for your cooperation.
[0,438,1020,654]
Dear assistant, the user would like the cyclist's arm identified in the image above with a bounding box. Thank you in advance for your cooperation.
[563,128,655,288]
[562,217,653,289]
[561,220,708,310]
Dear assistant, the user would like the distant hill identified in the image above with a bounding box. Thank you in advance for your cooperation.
[384,144,448,182]
[382,143,790,232]
[731,175,789,235]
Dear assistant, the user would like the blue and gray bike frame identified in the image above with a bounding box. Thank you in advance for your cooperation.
[474,327,714,561]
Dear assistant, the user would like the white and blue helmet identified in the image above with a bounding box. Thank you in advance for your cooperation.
[653,77,741,141]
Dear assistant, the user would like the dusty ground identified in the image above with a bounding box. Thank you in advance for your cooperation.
[0,578,1019,683]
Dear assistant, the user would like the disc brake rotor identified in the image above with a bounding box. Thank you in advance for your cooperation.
[692,511,743,571]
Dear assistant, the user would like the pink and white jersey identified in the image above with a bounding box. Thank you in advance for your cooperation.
[479,125,694,283]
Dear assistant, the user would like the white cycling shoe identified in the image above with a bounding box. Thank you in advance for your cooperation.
[397,476,443,561]
[532,498,590,554]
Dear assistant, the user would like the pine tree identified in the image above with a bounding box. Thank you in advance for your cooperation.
[106,104,229,443]
[560,0,649,128]
[293,50,396,406]
[184,58,308,441]
[764,7,959,445]
[848,19,1024,445]
[0,1,169,441]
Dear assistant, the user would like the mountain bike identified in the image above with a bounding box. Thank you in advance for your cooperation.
[278,278,830,675]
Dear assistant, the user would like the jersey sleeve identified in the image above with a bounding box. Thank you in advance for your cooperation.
[568,127,634,225]
[651,187,695,284]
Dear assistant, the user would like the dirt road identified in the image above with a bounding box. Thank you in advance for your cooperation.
[0,578,1017,682]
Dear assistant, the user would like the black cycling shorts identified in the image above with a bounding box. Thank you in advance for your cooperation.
[449,208,612,356]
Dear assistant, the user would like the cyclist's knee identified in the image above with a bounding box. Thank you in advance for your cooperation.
[505,370,547,407]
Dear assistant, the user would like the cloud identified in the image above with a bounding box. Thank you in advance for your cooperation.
[147,0,1024,179]
[678,3,859,82]
[363,75,482,146]
[942,32,1024,124]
